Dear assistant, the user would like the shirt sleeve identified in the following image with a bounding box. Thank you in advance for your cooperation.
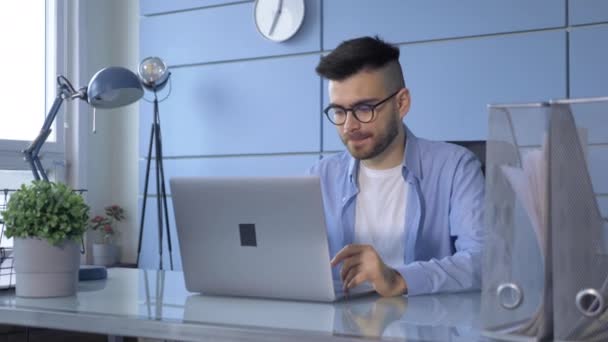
[306,158,322,176]
[394,151,485,296]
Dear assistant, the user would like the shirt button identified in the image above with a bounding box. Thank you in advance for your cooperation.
[342,197,346,202]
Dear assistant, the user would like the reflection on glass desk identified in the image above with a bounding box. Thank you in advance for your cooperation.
[0,268,482,341]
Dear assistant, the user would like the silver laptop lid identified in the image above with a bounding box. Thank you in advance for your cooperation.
[170,176,337,302]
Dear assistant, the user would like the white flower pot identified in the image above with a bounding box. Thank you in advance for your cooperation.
[14,237,80,298]
[92,243,118,266]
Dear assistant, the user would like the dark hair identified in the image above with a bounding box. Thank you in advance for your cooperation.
[315,36,400,81]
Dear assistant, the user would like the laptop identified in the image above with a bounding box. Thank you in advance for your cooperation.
[170,176,374,302]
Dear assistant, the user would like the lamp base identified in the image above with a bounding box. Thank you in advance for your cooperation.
[78,265,107,281]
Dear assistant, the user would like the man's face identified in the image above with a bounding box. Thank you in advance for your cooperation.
[328,69,403,161]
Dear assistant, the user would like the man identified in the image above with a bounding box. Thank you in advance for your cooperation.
[309,36,485,296]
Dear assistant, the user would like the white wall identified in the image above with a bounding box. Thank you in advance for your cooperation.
[65,0,140,264]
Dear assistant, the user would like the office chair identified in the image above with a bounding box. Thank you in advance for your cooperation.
[448,140,486,175]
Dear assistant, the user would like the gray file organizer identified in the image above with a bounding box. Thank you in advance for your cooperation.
[482,97,608,341]
[482,103,553,341]
[549,99,608,341]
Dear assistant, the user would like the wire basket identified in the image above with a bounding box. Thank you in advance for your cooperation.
[0,189,16,289]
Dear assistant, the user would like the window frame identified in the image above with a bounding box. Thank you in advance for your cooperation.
[0,0,65,178]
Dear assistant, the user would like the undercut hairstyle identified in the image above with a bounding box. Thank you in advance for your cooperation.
[315,36,404,89]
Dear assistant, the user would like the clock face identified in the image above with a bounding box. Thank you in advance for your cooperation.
[254,0,305,42]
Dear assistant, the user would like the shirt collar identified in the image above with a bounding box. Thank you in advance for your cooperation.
[347,124,424,184]
[403,125,423,181]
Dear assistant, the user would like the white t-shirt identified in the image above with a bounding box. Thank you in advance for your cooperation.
[354,163,408,267]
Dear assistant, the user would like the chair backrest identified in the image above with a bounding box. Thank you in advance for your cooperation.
[448,140,486,175]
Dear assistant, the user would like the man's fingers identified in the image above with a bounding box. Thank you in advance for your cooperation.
[340,256,362,280]
[331,244,365,267]
[346,272,368,290]
[342,264,361,289]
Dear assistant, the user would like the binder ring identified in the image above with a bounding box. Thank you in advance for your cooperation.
[575,288,605,318]
[497,283,523,310]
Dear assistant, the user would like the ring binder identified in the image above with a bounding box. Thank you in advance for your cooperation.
[497,283,524,310]
[575,288,604,318]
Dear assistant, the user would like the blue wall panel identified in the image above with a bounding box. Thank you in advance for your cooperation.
[138,0,607,269]
[139,155,319,195]
[141,0,321,66]
[569,25,608,97]
[569,0,608,25]
[140,0,248,16]
[139,55,320,157]
[323,0,565,49]
[570,102,608,144]
[323,31,567,150]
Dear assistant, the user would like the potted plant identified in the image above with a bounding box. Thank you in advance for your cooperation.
[89,204,125,266]
[0,181,89,297]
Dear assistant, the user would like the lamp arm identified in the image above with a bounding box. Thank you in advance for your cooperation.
[23,82,75,181]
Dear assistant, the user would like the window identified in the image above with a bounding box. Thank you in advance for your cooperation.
[0,0,63,185]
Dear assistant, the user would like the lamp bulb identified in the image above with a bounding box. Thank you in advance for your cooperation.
[138,57,169,90]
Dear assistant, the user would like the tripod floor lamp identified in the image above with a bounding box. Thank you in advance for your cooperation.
[24,67,143,181]
[136,57,174,271]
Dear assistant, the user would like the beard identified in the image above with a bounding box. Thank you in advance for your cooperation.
[341,116,400,160]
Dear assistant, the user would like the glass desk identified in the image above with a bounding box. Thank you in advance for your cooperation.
[0,268,482,341]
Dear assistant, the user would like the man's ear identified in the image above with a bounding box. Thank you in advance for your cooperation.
[397,88,411,120]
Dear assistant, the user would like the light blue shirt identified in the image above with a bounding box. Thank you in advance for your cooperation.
[308,125,485,296]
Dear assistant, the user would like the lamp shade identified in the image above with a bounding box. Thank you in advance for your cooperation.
[138,57,170,91]
[87,67,144,109]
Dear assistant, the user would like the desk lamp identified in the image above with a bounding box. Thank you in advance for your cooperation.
[21,67,143,281]
[24,67,143,181]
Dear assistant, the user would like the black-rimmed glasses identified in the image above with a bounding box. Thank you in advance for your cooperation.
[323,90,400,125]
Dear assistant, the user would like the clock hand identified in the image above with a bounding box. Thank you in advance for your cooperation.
[268,0,283,36]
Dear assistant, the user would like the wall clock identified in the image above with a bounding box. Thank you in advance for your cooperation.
[254,0,305,42]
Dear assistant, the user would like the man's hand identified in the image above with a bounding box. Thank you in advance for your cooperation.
[330,244,407,297]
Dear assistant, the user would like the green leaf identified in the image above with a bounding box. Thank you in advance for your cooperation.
[2,181,89,246]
